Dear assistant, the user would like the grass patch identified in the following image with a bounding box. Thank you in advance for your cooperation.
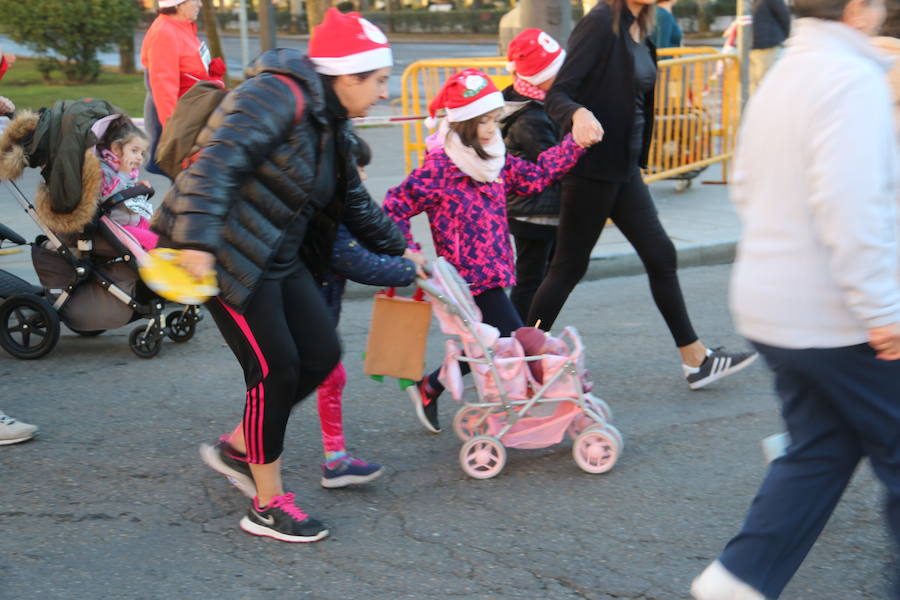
[0,58,146,117]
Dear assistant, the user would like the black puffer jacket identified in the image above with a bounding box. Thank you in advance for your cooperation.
[152,49,405,311]
[500,87,562,219]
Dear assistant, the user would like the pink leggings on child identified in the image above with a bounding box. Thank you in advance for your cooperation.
[317,362,346,453]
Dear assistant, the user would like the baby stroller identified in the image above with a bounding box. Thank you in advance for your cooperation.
[417,258,624,479]
[0,104,202,360]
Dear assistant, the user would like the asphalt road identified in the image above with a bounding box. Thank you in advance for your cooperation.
[1,264,893,599]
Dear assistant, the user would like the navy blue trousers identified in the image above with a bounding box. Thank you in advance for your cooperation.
[720,341,900,599]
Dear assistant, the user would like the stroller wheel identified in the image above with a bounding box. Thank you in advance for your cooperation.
[459,435,506,480]
[165,310,197,343]
[129,325,162,359]
[572,426,620,475]
[0,294,60,359]
[453,406,491,442]
[566,414,597,441]
[601,423,624,454]
[675,178,693,193]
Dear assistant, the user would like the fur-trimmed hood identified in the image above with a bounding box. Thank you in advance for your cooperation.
[0,108,103,234]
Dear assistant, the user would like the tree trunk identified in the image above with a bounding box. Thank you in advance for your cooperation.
[306,0,329,31]
[201,0,229,86]
[518,0,572,48]
[119,35,136,74]
[259,0,278,51]
[289,0,303,34]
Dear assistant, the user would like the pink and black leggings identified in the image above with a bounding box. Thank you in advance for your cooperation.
[205,266,341,465]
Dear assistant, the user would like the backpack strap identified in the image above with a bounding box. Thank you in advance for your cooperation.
[272,73,306,126]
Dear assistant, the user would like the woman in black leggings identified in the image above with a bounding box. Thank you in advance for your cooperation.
[527,0,756,389]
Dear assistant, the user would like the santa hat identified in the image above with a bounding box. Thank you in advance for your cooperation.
[158,0,190,7]
[425,68,504,129]
[505,28,566,86]
[309,8,393,76]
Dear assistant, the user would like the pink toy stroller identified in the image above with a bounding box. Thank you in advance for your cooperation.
[417,258,624,479]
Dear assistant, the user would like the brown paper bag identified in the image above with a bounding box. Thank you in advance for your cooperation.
[363,288,432,381]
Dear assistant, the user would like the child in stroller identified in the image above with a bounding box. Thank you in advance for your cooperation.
[0,100,200,360]
[95,115,158,251]
[417,258,623,479]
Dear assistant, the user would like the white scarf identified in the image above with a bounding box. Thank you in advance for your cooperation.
[438,119,506,183]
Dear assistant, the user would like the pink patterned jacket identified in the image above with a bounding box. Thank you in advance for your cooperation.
[383,134,584,295]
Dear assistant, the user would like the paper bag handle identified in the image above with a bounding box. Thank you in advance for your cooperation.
[382,287,425,302]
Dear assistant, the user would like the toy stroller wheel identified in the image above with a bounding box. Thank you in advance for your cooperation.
[453,406,490,442]
[68,327,105,337]
[586,394,613,422]
[165,310,196,343]
[566,414,597,441]
[459,435,506,480]
[129,326,162,359]
[601,423,625,453]
[675,179,692,193]
[572,426,620,474]
[0,294,60,359]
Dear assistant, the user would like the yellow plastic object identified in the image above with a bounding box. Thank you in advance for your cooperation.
[138,248,218,305]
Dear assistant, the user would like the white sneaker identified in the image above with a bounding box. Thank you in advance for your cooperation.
[0,411,38,445]
[691,561,765,600]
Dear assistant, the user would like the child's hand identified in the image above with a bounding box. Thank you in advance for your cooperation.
[178,249,216,281]
[572,107,604,148]
[0,96,15,115]
[403,248,428,278]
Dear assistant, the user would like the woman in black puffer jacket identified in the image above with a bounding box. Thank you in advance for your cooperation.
[152,10,408,544]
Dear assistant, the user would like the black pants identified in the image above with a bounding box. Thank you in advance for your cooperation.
[509,219,556,324]
[206,266,341,464]
[721,342,900,599]
[427,287,523,393]
[526,171,698,347]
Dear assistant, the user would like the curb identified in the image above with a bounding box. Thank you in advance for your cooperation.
[340,240,737,301]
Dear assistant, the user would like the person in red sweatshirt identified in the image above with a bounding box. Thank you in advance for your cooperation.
[140,0,224,175]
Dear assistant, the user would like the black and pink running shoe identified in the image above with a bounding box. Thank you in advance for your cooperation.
[199,436,256,498]
[240,493,329,543]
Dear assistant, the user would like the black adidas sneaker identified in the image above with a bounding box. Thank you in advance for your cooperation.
[685,347,758,390]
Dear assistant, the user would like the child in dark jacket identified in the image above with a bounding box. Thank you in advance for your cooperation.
[382,68,592,434]
[316,135,421,488]
[501,28,567,321]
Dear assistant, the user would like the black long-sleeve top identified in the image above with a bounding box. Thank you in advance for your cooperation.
[545,2,657,183]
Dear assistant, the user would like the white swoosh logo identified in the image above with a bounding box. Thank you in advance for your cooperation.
[258,513,275,526]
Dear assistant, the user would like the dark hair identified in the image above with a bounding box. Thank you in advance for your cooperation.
[606,0,655,39]
[448,111,500,161]
[158,7,178,15]
[320,69,378,87]
[791,0,861,20]
[354,136,372,168]
[96,115,149,156]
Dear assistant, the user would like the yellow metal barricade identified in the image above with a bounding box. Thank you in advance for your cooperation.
[400,49,740,183]
[401,57,509,173]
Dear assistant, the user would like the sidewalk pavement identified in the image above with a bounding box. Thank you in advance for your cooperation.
[0,124,741,296]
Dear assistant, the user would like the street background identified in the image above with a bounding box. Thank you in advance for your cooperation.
[0,27,892,600]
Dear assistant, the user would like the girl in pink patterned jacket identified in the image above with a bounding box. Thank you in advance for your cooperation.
[383,68,590,434]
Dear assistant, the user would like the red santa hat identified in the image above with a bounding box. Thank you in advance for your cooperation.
[426,68,504,129]
[505,28,566,86]
[308,8,393,76]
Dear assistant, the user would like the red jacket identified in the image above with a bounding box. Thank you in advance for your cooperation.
[140,15,224,126]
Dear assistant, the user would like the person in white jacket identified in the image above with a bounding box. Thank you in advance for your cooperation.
[691,0,900,598]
